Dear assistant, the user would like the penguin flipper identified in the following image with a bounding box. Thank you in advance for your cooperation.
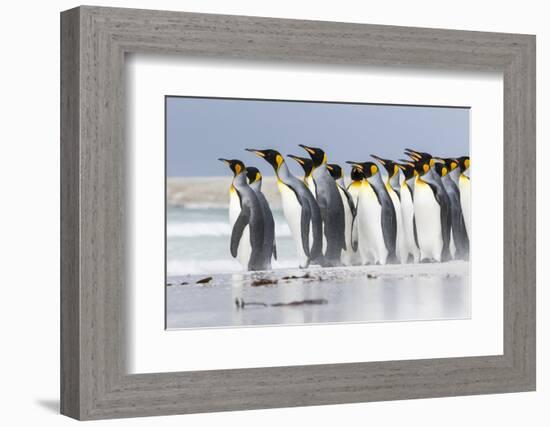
[371,185,397,258]
[351,210,359,252]
[412,214,420,249]
[431,185,451,258]
[300,202,311,258]
[273,243,278,261]
[341,186,357,217]
[304,192,323,261]
[230,208,250,258]
[381,202,397,259]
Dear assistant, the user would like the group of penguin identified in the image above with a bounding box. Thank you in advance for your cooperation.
[219,145,470,272]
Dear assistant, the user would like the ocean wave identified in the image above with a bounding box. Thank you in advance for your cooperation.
[167,222,231,237]
[167,221,292,238]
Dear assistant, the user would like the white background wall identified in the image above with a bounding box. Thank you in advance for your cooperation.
[0,0,546,425]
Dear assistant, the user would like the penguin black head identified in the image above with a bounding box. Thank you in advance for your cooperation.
[218,158,246,176]
[346,161,380,178]
[456,156,470,172]
[433,163,449,178]
[245,166,262,185]
[404,148,437,167]
[436,157,460,173]
[287,154,313,177]
[245,148,284,171]
[371,154,400,178]
[299,144,327,168]
[401,157,429,177]
[397,162,417,180]
[326,164,343,180]
[350,166,365,182]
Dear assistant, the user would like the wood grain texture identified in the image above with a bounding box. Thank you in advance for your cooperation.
[60,7,80,419]
[60,6,536,420]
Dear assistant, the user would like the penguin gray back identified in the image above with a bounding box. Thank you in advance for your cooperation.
[232,173,266,271]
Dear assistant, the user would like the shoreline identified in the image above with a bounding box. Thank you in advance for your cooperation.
[166,260,470,329]
[167,260,469,285]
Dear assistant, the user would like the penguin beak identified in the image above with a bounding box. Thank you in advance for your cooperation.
[346,161,364,171]
[287,154,304,165]
[218,158,231,165]
[370,154,387,165]
[298,144,316,155]
[404,148,422,158]
[326,164,333,171]
[245,148,265,158]
[406,152,422,162]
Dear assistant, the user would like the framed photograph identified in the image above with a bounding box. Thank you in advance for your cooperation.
[61,6,536,420]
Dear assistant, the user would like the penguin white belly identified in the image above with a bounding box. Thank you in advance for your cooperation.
[347,183,362,265]
[229,189,251,270]
[348,183,360,207]
[413,181,443,262]
[356,183,388,265]
[277,181,309,267]
[387,185,407,264]
[306,176,315,197]
[338,186,355,266]
[399,184,420,263]
[459,175,471,239]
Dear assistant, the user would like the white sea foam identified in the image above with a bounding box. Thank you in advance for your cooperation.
[167,221,292,238]
[167,222,232,237]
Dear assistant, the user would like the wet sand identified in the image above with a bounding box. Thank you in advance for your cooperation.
[166,261,470,329]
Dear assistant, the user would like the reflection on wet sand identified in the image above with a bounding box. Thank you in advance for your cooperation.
[166,261,470,329]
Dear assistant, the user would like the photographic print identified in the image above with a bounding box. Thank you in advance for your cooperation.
[165,96,471,329]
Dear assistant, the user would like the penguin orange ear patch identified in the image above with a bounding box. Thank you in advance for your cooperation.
[370,164,378,175]
[235,163,242,174]
[275,154,283,168]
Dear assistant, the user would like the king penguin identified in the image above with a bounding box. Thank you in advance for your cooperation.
[287,154,315,193]
[299,144,346,266]
[346,166,365,263]
[403,152,446,263]
[327,163,357,266]
[246,166,277,269]
[405,149,452,262]
[396,162,421,263]
[457,156,471,240]
[435,158,469,260]
[245,148,323,268]
[371,155,408,264]
[218,159,266,271]
[346,161,397,265]
[347,166,363,209]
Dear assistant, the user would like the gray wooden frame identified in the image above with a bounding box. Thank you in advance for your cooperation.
[60,5,536,420]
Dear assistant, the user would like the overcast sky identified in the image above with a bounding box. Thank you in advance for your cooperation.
[166,96,469,177]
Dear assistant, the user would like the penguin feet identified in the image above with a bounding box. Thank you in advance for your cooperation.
[299,258,311,269]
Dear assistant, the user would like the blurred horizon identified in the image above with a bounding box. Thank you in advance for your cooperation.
[166,96,470,178]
